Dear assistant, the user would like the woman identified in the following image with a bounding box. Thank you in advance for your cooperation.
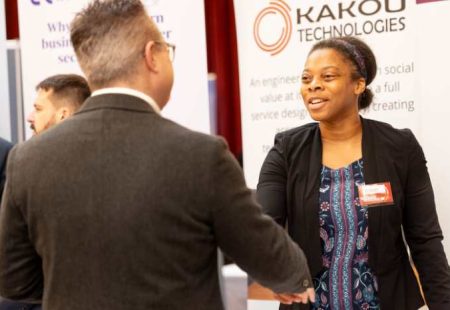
[257,36,450,310]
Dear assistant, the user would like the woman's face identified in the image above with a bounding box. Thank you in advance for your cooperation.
[300,48,365,123]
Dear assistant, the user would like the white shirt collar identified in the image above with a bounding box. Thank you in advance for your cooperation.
[91,87,161,114]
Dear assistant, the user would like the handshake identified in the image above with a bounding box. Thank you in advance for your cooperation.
[248,281,315,305]
[274,288,316,305]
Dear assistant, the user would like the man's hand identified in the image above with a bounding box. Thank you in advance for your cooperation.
[273,288,315,305]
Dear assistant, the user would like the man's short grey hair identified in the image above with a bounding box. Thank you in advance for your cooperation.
[70,0,163,89]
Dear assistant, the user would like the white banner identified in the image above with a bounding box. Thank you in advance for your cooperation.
[234,0,450,306]
[0,1,10,140]
[18,0,209,139]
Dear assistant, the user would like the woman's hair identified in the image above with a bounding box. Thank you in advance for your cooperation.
[309,36,377,110]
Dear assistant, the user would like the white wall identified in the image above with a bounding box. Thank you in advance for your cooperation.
[414,0,450,258]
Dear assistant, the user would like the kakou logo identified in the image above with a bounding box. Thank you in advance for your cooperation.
[253,0,293,56]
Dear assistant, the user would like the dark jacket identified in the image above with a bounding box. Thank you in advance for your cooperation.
[0,138,13,201]
[257,117,450,310]
[0,299,41,310]
[0,94,311,310]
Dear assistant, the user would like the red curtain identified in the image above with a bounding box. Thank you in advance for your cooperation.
[5,0,19,39]
[204,0,242,162]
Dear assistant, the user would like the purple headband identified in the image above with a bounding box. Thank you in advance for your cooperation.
[336,39,367,80]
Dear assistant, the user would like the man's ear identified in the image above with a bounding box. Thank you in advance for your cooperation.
[354,77,366,95]
[55,106,72,123]
[144,41,158,72]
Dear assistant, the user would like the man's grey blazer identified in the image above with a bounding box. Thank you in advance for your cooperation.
[0,94,311,310]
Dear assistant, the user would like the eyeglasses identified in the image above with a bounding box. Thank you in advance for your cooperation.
[154,41,176,62]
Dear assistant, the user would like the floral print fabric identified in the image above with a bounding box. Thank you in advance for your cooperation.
[311,159,380,310]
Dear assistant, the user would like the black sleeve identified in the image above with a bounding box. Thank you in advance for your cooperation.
[256,134,288,227]
[210,139,312,293]
[402,131,450,308]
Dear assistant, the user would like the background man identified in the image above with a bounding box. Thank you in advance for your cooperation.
[27,74,91,135]
[0,1,314,309]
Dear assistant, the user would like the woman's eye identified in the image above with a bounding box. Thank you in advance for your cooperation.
[301,76,311,83]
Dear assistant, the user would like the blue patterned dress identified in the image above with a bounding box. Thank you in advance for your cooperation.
[311,159,380,310]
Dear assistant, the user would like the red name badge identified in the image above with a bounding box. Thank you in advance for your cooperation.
[358,182,394,207]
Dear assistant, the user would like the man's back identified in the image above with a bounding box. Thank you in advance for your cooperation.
[0,94,310,309]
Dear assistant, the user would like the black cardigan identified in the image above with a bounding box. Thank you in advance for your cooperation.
[257,117,450,310]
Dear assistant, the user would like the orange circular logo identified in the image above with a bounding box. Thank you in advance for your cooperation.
[253,0,292,56]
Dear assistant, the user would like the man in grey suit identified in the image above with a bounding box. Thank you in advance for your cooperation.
[0,1,314,309]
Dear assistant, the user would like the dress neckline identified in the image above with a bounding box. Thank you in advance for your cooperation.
[322,158,362,172]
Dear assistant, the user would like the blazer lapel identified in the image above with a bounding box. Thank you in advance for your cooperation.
[305,126,323,198]
[361,117,383,271]
[304,126,323,275]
